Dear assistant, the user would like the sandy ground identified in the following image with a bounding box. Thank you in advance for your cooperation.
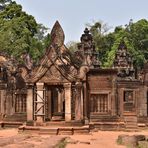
[66,130,148,148]
[0,128,18,137]
[0,129,148,148]
[0,128,65,148]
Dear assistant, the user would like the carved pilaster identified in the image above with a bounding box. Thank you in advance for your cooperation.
[83,82,89,124]
[64,83,71,121]
[0,89,5,116]
[46,88,52,120]
[26,84,33,122]
[75,82,83,121]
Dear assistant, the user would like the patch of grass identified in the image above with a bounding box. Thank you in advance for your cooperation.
[138,141,148,148]
[55,138,67,148]
[116,137,123,145]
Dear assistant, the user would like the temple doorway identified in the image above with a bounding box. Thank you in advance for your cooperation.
[123,90,136,114]
[45,85,65,121]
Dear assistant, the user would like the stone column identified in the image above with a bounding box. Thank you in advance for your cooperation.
[75,82,83,121]
[6,93,11,115]
[111,76,116,115]
[47,88,52,120]
[64,83,71,121]
[58,89,62,112]
[83,82,88,124]
[120,88,124,117]
[0,90,5,116]
[27,84,33,122]
[36,83,44,123]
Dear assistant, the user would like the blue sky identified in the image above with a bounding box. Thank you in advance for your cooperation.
[15,0,148,43]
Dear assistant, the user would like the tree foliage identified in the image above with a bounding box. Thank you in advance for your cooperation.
[0,1,147,69]
[0,1,50,63]
[86,19,148,69]
[86,21,111,64]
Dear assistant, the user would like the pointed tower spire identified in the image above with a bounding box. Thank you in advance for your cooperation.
[50,21,65,47]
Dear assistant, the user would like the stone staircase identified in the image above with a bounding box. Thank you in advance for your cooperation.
[124,115,138,131]
[19,120,90,135]
[89,114,125,131]
[45,120,84,127]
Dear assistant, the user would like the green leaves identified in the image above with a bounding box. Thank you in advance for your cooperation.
[89,19,148,69]
[0,1,50,63]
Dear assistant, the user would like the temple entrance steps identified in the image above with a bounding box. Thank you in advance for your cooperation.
[124,115,138,131]
[45,120,84,127]
[89,114,125,131]
[19,120,90,135]
[3,113,27,122]
[19,125,90,135]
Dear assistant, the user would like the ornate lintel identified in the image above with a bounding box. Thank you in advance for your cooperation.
[63,83,71,89]
[36,82,44,90]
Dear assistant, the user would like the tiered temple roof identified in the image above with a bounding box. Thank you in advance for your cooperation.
[77,28,101,68]
[113,41,135,79]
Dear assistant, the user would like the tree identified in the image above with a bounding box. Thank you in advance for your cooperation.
[0,0,11,11]
[86,21,112,64]
[66,41,78,53]
[0,1,50,62]
[94,19,148,68]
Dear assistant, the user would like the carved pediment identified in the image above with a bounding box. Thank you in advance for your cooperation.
[38,65,68,83]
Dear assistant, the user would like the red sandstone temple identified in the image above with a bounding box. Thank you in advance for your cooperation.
[0,21,147,132]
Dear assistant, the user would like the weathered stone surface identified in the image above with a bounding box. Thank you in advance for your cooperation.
[117,134,146,147]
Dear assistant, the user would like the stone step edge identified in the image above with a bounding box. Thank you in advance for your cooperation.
[0,121,23,127]
[18,125,90,135]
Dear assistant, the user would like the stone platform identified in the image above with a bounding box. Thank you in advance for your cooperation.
[89,121,125,131]
[0,121,23,128]
[18,125,90,135]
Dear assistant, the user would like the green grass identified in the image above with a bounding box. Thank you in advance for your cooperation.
[55,138,67,148]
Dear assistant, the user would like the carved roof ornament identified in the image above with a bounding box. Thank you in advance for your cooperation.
[50,21,65,48]
[27,21,79,83]
[113,40,135,79]
[77,28,101,68]
[79,28,95,53]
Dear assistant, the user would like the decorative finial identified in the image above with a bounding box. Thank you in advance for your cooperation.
[84,28,89,34]
[50,21,65,47]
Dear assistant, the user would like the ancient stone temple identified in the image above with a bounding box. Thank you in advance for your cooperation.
[0,21,147,131]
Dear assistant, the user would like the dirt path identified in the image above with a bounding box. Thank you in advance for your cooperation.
[66,130,148,148]
[0,128,18,137]
[0,129,148,148]
[0,128,65,148]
